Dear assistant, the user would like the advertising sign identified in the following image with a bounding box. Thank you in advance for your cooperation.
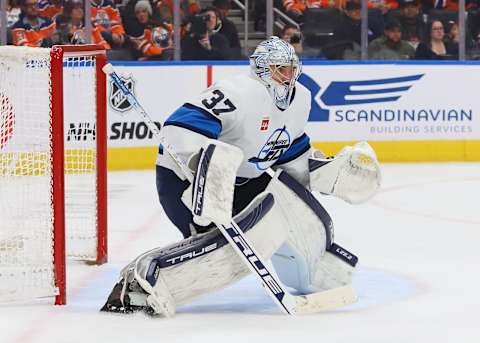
[300,64,479,141]
[212,64,479,142]
[101,62,480,166]
[105,65,206,147]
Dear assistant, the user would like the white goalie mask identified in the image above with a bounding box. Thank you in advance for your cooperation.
[250,36,302,110]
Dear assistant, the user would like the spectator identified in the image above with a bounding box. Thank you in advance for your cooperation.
[2,0,21,44]
[368,18,416,59]
[415,19,458,59]
[37,0,63,20]
[127,0,173,60]
[281,23,323,58]
[282,0,342,22]
[124,0,155,35]
[181,12,229,60]
[53,0,78,44]
[282,0,306,22]
[6,0,22,27]
[54,0,111,48]
[11,0,56,46]
[122,0,162,34]
[68,0,86,35]
[444,19,472,49]
[91,0,126,47]
[281,24,303,55]
[446,20,459,43]
[158,0,200,23]
[212,0,241,58]
[468,9,480,49]
[332,0,382,58]
[397,0,426,49]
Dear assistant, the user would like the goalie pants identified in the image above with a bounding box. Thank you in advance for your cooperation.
[155,166,271,238]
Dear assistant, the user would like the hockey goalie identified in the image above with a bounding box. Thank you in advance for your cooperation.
[101,36,381,317]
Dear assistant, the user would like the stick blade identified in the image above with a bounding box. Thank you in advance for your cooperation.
[294,285,357,314]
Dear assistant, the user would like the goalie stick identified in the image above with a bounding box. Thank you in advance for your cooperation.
[103,63,356,315]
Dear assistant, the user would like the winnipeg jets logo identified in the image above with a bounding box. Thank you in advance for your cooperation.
[109,75,135,113]
[297,73,424,122]
[249,126,290,170]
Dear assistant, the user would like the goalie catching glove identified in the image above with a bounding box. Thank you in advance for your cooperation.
[182,139,244,227]
[309,141,381,204]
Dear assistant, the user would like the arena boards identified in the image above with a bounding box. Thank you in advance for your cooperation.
[95,61,480,170]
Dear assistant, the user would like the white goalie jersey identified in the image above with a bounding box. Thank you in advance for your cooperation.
[156,73,312,184]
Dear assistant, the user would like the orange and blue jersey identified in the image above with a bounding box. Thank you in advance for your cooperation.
[70,24,111,49]
[91,0,125,36]
[11,15,56,47]
[283,0,344,13]
[129,25,172,58]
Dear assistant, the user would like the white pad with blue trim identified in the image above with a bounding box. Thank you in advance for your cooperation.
[190,139,244,226]
[122,169,359,316]
[265,170,358,294]
[125,191,288,316]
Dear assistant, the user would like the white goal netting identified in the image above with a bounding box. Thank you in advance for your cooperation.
[0,46,103,302]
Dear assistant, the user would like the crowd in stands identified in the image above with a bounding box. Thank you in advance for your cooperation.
[278,0,480,59]
[2,0,241,60]
[1,0,480,59]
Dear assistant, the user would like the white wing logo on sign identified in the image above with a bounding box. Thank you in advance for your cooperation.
[109,74,135,113]
[297,73,424,122]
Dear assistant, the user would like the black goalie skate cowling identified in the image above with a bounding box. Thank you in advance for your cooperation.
[100,280,156,316]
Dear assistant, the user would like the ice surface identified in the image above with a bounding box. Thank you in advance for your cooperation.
[1,163,479,343]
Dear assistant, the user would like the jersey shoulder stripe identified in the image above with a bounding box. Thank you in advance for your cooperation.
[164,103,222,139]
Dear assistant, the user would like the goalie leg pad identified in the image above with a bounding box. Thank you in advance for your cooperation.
[191,139,244,226]
[314,243,358,290]
[127,192,288,315]
[266,170,358,293]
[272,242,358,293]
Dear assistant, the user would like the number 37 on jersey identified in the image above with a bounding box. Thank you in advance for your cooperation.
[201,89,237,116]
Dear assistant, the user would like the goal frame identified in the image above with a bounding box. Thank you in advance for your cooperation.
[50,45,108,305]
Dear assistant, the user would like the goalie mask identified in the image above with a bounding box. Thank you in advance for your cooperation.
[250,36,301,110]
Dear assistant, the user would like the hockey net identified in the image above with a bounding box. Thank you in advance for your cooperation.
[0,45,107,305]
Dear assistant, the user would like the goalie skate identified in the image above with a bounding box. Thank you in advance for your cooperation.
[100,280,155,316]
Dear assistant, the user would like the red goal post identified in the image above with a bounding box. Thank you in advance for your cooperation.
[0,45,108,305]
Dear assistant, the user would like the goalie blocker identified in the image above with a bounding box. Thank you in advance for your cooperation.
[102,140,364,316]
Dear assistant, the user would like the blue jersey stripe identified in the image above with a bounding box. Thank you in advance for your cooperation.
[164,103,222,139]
[275,133,310,165]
